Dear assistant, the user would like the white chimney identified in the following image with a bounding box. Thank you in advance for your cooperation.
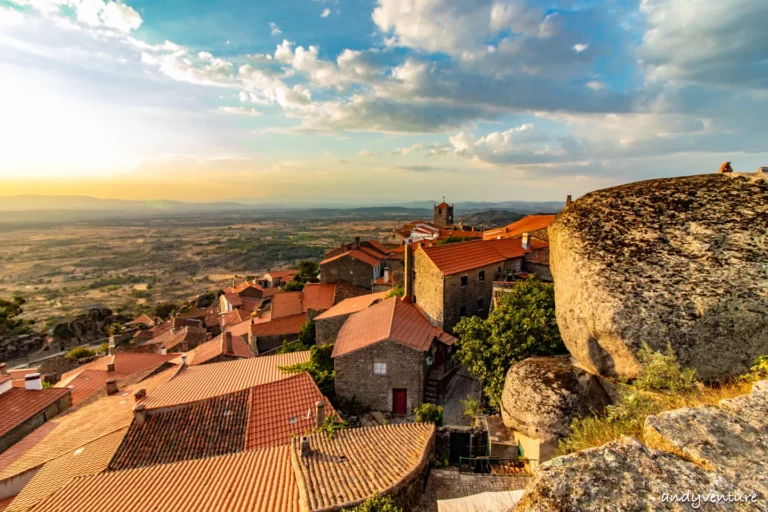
[180,354,187,368]
[522,232,531,250]
[383,267,390,283]
[160,346,167,356]
[25,372,43,391]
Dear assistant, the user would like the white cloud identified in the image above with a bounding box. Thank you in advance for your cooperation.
[573,43,588,53]
[142,49,236,87]
[216,106,263,117]
[269,22,282,36]
[275,84,312,108]
[12,0,143,32]
[321,8,330,18]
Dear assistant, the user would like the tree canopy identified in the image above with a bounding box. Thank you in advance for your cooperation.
[0,296,28,336]
[453,279,566,410]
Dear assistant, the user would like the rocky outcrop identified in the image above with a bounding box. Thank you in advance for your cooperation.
[0,332,45,362]
[514,380,768,511]
[500,356,611,462]
[52,307,130,343]
[549,173,768,380]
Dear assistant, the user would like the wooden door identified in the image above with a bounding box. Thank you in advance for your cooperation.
[392,389,408,415]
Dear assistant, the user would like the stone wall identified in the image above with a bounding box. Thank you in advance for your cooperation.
[316,315,350,345]
[320,255,376,289]
[36,355,80,382]
[335,339,425,413]
[434,425,488,463]
[253,333,298,355]
[522,262,552,282]
[413,251,445,327]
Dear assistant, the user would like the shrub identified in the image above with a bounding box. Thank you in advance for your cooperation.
[347,493,402,512]
[414,403,443,426]
[297,321,316,346]
[313,412,348,439]
[66,347,96,360]
[460,395,481,423]
[384,286,404,299]
[280,343,335,393]
[153,302,178,320]
[97,343,110,355]
[276,340,310,354]
[634,342,697,393]
[750,355,768,378]
[281,280,304,292]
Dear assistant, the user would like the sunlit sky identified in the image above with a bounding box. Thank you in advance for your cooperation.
[1,0,767,203]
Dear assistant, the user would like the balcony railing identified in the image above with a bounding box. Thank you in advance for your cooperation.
[459,457,537,476]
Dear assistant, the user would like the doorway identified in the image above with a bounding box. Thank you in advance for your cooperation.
[392,388,408,415]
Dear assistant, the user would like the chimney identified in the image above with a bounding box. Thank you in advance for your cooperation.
[566,195,573,207]
[718,162,733,174]
[0,363,7,376]
[354,236,361,248]
[160,346,167,356]
[171,328,177,335]
[134,389,146,402]
[404,244,414,303]
[300,436,311,458]
[315,400,326,428]
[383,267,390,284]
[180,354,187,369]
[24,372,43,391]
[133,404,147,426]
[107,362,115,373]
[224,331,233,354]
[106,379,118,396]
[522,232,531,250]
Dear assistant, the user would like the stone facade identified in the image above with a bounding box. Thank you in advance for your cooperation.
[434,203,454,228]
[414,251,523,333]
[335,339,426,413]
[320,254,378,290]
[315,315,350,345]
[521,261,552,282]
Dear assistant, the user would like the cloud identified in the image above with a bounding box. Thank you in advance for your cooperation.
[398,164,441,172]
[269,22,282,36]
[321,8,330,18]
[216,106,263,117]
[142,49,236,87]
[11,0,142,33]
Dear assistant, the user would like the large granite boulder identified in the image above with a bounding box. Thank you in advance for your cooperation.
[549,172,768,380]
[500,356,611,461]
[52,307,130,343]
[515,380,768,511]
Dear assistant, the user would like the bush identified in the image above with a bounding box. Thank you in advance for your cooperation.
[280,343,335,393]
[313,412,348,439]
[384,286,404,299]
[414,403,443,426]
[634,342,697,393]
[97,343,110,355]
[281,280,305,292]
[346,493,402,512]
[297,321,316,346]
[460,395,481,423]
[153,302,178,320]
[66,347,96,360]
[276,340,310,354]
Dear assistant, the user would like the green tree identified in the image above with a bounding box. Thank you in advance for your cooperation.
[384,286,404,299]
[297,321,316,346]
[453,279,566,410]
[0,296,28,336]
[346,494,402,512]
[281,280,305,292]
[414,403,443,426]
[296,260,320,279]
[280,343,335,393]
[153,302,178,320]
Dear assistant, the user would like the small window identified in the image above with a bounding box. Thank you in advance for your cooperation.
[459,306,467,316]
[374,362,387,375]
[478,298,485,311]
[460,276,468,287]
[288,416,298,424]
[478,271,485,282]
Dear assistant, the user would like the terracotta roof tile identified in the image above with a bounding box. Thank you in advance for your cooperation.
[0,422,58,476]
[188,333,253,366]
[0,387,71,440]
[0,497,12,511]
[245,373,334,451]
[524,246,550,265]
[320,248,382,267]
[129,314,154,326]
[332,298,454,358]
[0,367,178,481]
[291,423,436,511]
[6,428,127,512]
[142,326,208,351]
[37,446,299,512]
[250,313,307,338]
[272,291,304,319]
[221,308,246,326]
[365,239,390,254]
[262,286,280,298]
[314,291,390,320]
[6,369,38,388]
[110,389,250,471]
[222,293,243,307]
[419,237,547,275]
[301,283,336,311]
[139,351,310,410]
[482,214,555,240]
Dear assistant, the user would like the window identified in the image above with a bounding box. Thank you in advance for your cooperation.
[460,275,468,287]
[478,271,485,282]
[459,306,467,316]
[374,362,387,375]
[478,298,485,311]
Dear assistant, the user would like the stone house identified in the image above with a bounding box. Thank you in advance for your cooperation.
[222,280,264,299]
[313,291,390,344]
[319,238,389,289]
[433,200,454,228]
[411,237,549,333]
[0,371,72,454]
[333,297,456,414]
[482,214,555,242]
[257,270,297,289]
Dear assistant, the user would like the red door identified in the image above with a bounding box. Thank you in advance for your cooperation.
[392,389,408,415]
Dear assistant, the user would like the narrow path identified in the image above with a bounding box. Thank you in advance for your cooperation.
[441,366,481,426]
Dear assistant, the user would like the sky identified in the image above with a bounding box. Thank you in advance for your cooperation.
[1,0,767,204]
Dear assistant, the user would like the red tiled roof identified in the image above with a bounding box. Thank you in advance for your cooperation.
[0,421,58,475]
[0,387,71,439]
[419,237,547,275]
[250,313,307,338]
[482,214,555,240]
[262,287,280,298]
[129,314,154,326]
[333,298,455,358]
[525,246,550,265]
[267,270,297,279]
[301,283,336,311]
[314,291,389,320]
[222,293,243,307]
[221,308,246,326]
[272,291,303,319]
[189,333,254,366]
[245,373,334,451]
[436,201,451,208]
[291,423,436,511]
[0,496,13,511]
[320,249,382,267]
[139,351,311,410]
[359,245,387,260]
[109,389,250,471]
[37,446,300,512]
[60,354,178,384]
[142,326,208,350]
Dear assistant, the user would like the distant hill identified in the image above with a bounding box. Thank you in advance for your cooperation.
[458,209,527,230]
